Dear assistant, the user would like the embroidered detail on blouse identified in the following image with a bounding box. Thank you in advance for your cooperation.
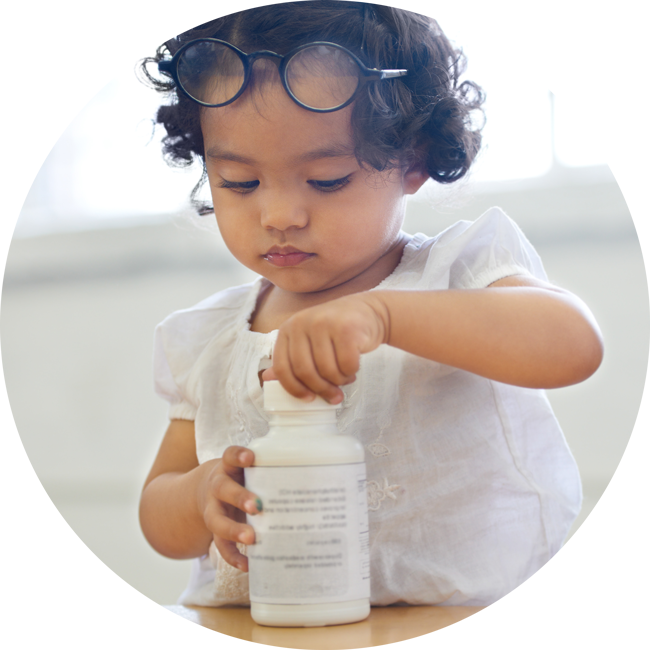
[367,443,391,457]
[367,477,401,511]
[366,413,392,456]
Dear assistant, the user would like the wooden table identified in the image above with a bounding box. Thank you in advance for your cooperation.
[0,606,650,650]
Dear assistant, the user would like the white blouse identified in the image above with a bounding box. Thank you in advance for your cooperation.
[153,207,582,607]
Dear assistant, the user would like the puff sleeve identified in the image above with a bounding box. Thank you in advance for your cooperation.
[153,321,198,421]
[445,207,547,290]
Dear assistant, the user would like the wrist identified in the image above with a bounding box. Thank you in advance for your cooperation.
[359,291,392,346]
[194,458,218,524]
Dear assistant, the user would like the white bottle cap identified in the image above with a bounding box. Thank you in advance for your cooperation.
[263,380,338,411]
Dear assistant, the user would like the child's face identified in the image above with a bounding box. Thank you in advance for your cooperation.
[201,82,427,295]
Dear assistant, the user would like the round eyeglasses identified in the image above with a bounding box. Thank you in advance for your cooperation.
[158,39,408,113]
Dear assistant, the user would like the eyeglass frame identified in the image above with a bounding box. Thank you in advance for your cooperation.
[157,38,408,113]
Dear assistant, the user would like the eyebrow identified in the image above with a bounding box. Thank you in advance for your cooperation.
[296,144,355,163]
[205,144,355,165]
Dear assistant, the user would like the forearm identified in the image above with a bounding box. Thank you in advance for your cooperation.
[139,463,213,560]
[369,286,603,388]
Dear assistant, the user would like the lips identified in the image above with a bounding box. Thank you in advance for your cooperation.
[263,246,315,268]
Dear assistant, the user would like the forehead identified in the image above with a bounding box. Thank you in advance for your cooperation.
[200,81,355,163]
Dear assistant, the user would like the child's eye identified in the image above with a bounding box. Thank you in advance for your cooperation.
[219,179,259,194]
[308,175,352,193]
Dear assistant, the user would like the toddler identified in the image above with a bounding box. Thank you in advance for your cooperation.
[139,1,603,607]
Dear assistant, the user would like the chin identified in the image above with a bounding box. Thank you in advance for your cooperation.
[267,273,330,294]
[273,280,323,294]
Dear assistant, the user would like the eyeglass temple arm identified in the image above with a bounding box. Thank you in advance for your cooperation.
[363,68,408,80]
[379,69,408,79]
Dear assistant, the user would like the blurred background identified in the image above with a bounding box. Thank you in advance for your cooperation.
[1,11,648,607]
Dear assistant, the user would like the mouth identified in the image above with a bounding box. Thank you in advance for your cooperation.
[263,246,315,268]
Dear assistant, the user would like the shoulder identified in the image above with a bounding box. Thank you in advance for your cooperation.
[430,206,526,246]
[155,280,260,349]
[159,281,257,325]
[152,281,263,414]
[398,207,547,289]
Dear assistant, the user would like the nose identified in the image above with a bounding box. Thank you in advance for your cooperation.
[260,190,309,232]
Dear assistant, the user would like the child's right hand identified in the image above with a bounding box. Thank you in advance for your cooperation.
[197,446,261,572]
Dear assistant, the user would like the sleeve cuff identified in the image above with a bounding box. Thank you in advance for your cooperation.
[168,402,198,421]
[459,264,533,290]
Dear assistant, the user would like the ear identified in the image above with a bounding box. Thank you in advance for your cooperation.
[402,163,429,195]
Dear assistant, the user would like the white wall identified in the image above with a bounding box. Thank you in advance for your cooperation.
[0,196,650,606]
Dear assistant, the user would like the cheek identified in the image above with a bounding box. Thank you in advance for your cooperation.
[340,185,405,235]
[215,213,255,259]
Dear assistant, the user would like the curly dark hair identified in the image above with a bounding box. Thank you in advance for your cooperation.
[139,1,485,213]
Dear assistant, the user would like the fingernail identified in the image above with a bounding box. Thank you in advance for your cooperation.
[330,394,343,405]
[238,450,250,464]
[244,498,263,514]
[238,531,250,543]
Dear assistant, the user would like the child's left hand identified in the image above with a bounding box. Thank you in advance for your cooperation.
[262,293,388,404]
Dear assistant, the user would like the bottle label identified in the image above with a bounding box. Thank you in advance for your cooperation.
[244,463,370,605]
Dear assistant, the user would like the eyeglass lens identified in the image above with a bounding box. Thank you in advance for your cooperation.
[176,42,361,109]
[178,41,246,105]
[285,45,360,110]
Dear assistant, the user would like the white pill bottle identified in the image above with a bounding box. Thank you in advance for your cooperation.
[244,380,370,627]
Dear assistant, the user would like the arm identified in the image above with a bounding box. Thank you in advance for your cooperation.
[139,419,261,570]
[371,274,604,388]
[267,275,604,402]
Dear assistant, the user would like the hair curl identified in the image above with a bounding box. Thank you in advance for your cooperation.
[139,1,485,213]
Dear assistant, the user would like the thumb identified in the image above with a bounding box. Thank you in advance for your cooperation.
[261,367,278,382]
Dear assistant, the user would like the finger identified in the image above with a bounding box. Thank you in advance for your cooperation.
[222,446,255,470]
[332,341,362,379]
[310,335,355,386]
[272,331,316,400]
[212,513,256,547]
[209,472,263,515]
[204,501,257,546]
[261,367,277,382]
[289,337,344,404]
[219,448,257,505]
[214,537,249,572]
[285,331,343,404]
